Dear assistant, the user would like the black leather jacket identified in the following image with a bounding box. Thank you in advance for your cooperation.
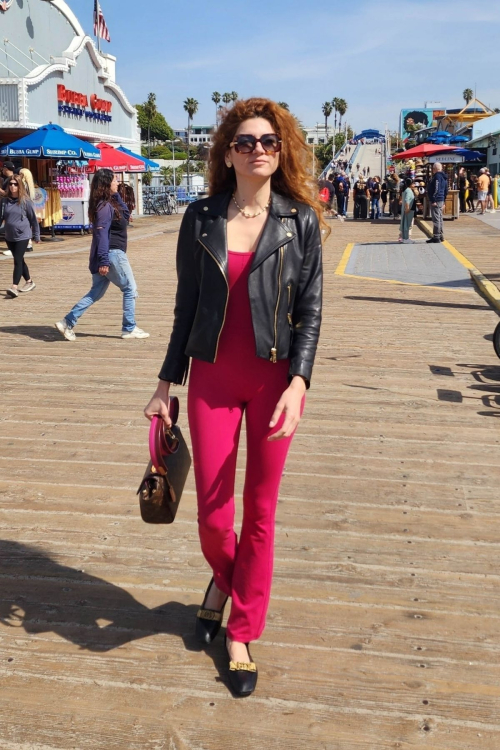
[158,190,323,388]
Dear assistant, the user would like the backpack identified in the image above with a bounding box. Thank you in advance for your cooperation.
[319,187,330,203]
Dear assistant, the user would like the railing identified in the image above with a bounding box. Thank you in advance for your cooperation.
[346,143,362,175]
[143,185,206,209]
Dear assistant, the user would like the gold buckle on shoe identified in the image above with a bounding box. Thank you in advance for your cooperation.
[229,661,257,672]
[197,608,222,622]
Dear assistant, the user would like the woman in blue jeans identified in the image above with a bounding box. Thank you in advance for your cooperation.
[56,169,149,341]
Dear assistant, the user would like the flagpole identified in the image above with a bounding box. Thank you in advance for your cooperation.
[96,0,101,54]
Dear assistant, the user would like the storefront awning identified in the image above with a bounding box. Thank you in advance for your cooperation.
[117,146,160,172]
[392,144,457,160]
[0,124,100,160]
[86,142,146,173]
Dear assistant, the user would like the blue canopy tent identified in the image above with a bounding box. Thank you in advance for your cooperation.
[0,123,100,160]
[117,146,160,172]
[0,124,100,243]
[449,135,470,144]
[453,148,485,161]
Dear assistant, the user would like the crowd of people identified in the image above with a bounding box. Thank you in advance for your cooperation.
[318,158,496,238]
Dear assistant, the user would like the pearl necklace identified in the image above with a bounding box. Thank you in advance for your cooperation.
[232,193,271,218]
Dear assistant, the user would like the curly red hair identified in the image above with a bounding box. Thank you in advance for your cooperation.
[209,98,328,233]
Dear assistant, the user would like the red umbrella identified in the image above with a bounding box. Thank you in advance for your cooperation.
[86,142,145,173]
[392,144,458,160]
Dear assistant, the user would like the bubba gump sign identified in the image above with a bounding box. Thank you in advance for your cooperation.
[57,84,113,123]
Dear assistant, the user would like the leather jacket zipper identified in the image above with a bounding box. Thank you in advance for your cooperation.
[198,238,229,361]
[287,283,292,325]
[270,245,285,362]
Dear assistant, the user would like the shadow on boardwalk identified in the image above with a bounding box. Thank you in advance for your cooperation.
[0,540,231,685]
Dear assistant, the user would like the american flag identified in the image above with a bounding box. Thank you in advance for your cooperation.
[93,0,111,43]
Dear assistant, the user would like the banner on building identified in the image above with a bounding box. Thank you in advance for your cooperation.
[400,109,434,139]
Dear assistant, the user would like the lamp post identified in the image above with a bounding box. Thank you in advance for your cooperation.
[165,138,182,194]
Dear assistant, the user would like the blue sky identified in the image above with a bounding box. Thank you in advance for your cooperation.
[69,0,499,133]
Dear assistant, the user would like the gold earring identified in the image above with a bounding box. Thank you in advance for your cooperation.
[225,160,232,168]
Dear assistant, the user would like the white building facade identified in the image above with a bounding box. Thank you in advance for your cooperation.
[0,0,140,152]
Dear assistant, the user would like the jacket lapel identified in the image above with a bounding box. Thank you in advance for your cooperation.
[196,191,231,274]
[195,189,298,273]
[251,191,297,270]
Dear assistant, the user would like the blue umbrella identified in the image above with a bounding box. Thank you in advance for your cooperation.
[0,123,100,160]
[117,146,160,172]
[449,135,469,144]
[432,130,451,138]
[454,148,485,161]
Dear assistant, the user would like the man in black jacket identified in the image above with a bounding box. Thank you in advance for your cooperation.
[426,162,448,243]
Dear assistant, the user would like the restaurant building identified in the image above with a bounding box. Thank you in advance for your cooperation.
[0,0,140,158]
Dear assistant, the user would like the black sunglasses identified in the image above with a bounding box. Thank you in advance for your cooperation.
[9,182,18,186]
[229,134,282,154]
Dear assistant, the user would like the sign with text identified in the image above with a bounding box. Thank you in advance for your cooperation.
[57,85,113,123]
[428,154,464,164]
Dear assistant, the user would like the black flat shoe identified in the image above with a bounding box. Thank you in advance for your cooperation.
[226,636,258,697]
[195,577,228,645]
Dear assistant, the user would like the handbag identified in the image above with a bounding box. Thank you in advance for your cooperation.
[137,397,191,524]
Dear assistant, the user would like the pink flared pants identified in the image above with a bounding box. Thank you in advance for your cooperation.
[187,251,301,642]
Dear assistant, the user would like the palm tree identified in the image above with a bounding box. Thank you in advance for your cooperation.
[183,97,199,192]
[322,101,333,136]
[463,88,474,105]
[222,92,232,107]
[143,92,157,158]
[337,99,348,131]
[331,97,340,134]
[212,91,221,126]
[230,91,239,105]
[277,102,290,110]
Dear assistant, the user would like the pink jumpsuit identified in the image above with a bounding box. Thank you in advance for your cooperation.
[188,250,302,642]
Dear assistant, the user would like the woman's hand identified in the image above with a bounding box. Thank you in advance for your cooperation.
[99,266,109,276]
[268,376,306,441]
[144,380,172,427]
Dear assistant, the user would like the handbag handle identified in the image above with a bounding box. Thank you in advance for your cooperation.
[149,397,180,473]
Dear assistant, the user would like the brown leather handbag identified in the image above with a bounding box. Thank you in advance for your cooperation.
[137,397,191,523]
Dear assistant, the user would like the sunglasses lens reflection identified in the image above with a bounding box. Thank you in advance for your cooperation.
[261,136,280,153]
[235,136,256,154]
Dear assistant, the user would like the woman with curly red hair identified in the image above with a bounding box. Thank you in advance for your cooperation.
[144,98,323,696]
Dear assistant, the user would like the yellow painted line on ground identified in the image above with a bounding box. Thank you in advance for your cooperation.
[442,240,477,271]
[415,218,433,238]
[469,269,500,312]
[335,243,355,275]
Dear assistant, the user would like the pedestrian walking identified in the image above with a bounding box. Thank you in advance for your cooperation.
[458,167,468,214]
[485,169,495,213]
[118,182,136,224]
[476,168,489,215]
[381,180,388,215]
[399,178,415,243]
[353,176,369,219]
[426,162,448,243]
[144,98,323,697]
[0,174,39,298]
[55,169,149,341]
[0,161,18,197]
[334,172,348,216]
[466,174,476,212]
[369,176,381,219]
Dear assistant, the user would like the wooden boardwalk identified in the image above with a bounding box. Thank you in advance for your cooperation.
[1,214,499,749]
